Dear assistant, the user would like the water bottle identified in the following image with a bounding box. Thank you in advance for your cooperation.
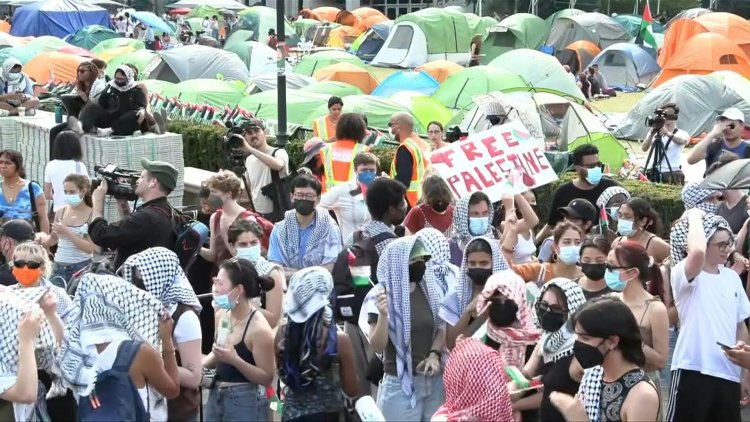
[215,314,231,347]
[54,105,63,124]
[355,396,384,421]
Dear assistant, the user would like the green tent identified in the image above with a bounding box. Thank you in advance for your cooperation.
[303,94,426,133]
[235,6,299,46]
[396,8,489,55]
[489,49,585,103]
[164,79,245,108]
[91,38,145,54]
[294,51,366,76]
[545,8,584,27]
[106,49,158,78]
[0,47,38,65]
[224,40,278,76]
[225,29,254,48]
[431,65,531,110]
[186,5,224,23]
[26,36,70,53]
[300,81,363,97]
[481,14,549,64]
[613,14,665,39]
[239,90,329,125]
[292,18,320,37]
[389,92,453,129]
[67,25,119,51]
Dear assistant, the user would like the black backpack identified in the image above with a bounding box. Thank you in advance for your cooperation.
[332,230,394,324]
[152,206,209,271]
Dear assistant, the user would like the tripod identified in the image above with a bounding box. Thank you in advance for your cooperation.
[223,149,256,212]
[644,128,678,184]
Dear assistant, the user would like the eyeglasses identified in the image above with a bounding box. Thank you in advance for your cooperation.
[293,193,317,201]
[536,301,566,314]
[13,260,41,269]
[580,162,602,169]
[709,240,735,250]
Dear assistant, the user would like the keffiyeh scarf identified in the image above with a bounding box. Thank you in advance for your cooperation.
[109,65,137,92]
[357,220,395,255]
[682,182,719,214]
[376,237,444,407]
[1,58,27,94]
[533,278,586,364]
[476,271,540,368]
[417,228,459,295]
[277,208,336,268]
[439,236,508,326]
[11,279,73,323]
[58,273,164,395]
[579,365,605,421]
[669,213,730,265]
[284,267,333,323]
[596,186,631,209]
[451,197,495,249]
[434,338,513,422]
[122,247,202,312]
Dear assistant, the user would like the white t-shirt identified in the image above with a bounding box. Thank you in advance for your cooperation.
[245,148,290,214]
[319,179,370,242]
[654,129,688,172]
[169,303,202,345]
[671,259,750,382]
[44,160,88,211]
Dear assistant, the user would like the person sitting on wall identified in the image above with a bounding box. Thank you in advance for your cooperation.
[0,58,38,117]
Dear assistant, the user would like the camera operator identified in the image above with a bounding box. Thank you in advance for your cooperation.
[88,158,178,270]
[640,103,688,184]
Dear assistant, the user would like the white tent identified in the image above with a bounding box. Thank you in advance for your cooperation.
[166,0,247,10]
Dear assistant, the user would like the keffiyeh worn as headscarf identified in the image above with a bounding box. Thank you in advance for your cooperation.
[434,338,513,422]
[122,247,202,312]
[476,271,540,368]
[0,58,27,94]
[682,182,719,214]
[417,228,459,295]
[451,196,495,248]
[276,208,338,268]
[376,236,445,407]
[533,278,586,364]
[669,212,730,266]
[596,186,631,209]
[58,273,164,395]
[439,236,508,326]
[109,65,137,92]
[283,266,333,324]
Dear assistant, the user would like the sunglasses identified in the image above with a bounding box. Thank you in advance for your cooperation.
[13,260,41,269]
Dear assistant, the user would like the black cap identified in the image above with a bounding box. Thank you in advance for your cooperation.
[559,199,597,223]
[241,119,265,131]
[0,220,35,242]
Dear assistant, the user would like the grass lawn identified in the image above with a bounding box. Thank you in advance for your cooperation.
[591,92,646,114]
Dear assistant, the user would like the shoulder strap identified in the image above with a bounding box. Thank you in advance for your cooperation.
[241,310,257,339]
[112,340,141,373]
[28,182,39,231]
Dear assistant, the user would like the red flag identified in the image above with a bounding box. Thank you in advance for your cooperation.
[643,0,652,22]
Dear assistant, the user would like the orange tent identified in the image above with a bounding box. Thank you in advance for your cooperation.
[696,12,750,57]
[335,10,358,27]
[25,52,87,84]
[313,62,379,94]
[352,7,386,20]
[312,7,340,22]
[416,60,464,83]
[653,32,750,86]
[658,19,707,67]
[0,21,10,33]
[558,40,600,74]
[328,25,363,47]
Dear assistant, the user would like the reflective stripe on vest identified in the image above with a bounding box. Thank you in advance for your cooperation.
[313,116,332,140]
[391,138,426,205]
[321,142,368,190]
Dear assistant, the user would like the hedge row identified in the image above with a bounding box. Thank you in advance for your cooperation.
[171,123,683,234]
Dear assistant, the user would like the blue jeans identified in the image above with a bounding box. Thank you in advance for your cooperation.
[204,383,268,422]
[377,372,445,421]
[51,260,91,289]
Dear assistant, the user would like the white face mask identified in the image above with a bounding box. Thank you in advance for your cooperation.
[6,72,21,82]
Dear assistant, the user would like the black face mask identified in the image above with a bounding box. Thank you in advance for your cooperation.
[293,199,316,216]
[537,308,567,332]
[409,261,426,283]
[467,268,493,286]
[580,263,606,281]
[431,201,449,213]
[207,194,224,210]
[114,79,128,87]
[573,340,608,369]
[488,298,518,327]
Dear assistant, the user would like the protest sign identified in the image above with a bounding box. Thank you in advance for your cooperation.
[429,121,558,202]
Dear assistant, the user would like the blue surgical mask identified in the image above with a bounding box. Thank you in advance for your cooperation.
[468,217,489,236]
[213,288,237,310]
[358,171,376,186]
[617,219,635,236]
[608,207,619,221]
[558,245,580,265]
[65,193,83,207]
[236,245,261,263]
[586,166,603,185]
[604,268,626,292]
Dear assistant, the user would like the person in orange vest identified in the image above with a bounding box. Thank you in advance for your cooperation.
[316,113,370,193]
[312,96,343,141]
[389,112,430,208]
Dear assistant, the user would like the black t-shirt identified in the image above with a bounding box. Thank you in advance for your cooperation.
[546,178,620,226]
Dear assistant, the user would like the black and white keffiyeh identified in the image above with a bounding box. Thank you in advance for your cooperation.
[533,278,587,364]
[109,65,138,92]
[276,208,338,268]
[58,273,164,394]
[122,247,202,312]
[0,57,28,94]
[361,220,395,255]
[11,280,73,323]
[417,228,459,295]
[595,186,631,209]
[451,197,495,249]
[439,236,508,326]
[376,236,445,407]
[579,365,605,421]
[284,266,333,323]
[681,182,718,214]
[669,213,730,266]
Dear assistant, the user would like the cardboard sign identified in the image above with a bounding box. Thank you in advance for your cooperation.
[429,121,558,202]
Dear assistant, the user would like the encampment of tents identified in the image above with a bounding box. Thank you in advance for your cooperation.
[66,24,117,50]
[556,40,601,74]
[431,65,530,109]
[589,43,660,91]
[546,12,629,52]
[482,13,549,64]
[11,0,112,38]
[372,70,439,97]
[143,45,251,82]
[489,49,585,102]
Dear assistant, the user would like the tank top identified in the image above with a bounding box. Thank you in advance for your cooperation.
[54,208,93,264]
[513,230,536,264]
[540,355,580,422]
[599,368,652,421]
[215,310,257,383]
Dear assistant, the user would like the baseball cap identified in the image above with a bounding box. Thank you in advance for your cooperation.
[719,107,745,123]
[0,220,35,242]
[141,158,178,191]
[300,137,326,166]
[242,118,265,131]
[559,199,597,223]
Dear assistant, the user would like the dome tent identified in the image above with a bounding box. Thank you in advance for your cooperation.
[143,45,251,83]
[67,24,117,50]
[546,12,629,51]
[482,13,549,64]
[589,43,660,91]
[11,0,112,38]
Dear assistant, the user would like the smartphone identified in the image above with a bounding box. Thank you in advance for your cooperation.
[717,341,733,350]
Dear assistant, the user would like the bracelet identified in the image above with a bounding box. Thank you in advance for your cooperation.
[429,349,441,359]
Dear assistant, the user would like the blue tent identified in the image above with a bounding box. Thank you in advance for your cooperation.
[11,0,112,38]
[589,43,660,91]
[372,70,439,97]
[354,21,393,62]
[131,11,173,34]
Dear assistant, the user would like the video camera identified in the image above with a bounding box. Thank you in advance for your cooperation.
[445,125,468,143]
[222,124,245,149]
[644,108,666,131]
[90,164,140,201]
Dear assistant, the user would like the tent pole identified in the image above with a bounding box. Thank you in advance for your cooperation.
[478,0,482,17]
[275,0,289,148]
[656,0,660,13]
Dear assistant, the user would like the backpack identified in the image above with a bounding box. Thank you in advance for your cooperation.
[152,205,209,271]
[332,230,394,324]
[77,340,149,422]
[213,208,273,252]
[259,148,294,223]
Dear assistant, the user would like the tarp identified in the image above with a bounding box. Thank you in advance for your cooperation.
[239,89,329,125]
[166,0,247,10]
[616,74,750,139]
[589,43,660,91]
[482,13,548,64]
[431,65,530,109]
[10,0,111,38]
[224,40,287,77]
[105,49,157,78]
[303,94,426,133]
[67,24,117,50]
[300,81,363,97]
[144,45,251,82]
[294,50,365,76]
[131,11,172,34]
[546,12,629,51]
[164,79,245,108]
[489,49,585,103]
[235,6,298,45]
[372,70,439,97]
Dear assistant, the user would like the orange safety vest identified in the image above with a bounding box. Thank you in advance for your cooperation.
[391,134,430,207]
[312,116,336,141]
[318,140,370,193]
